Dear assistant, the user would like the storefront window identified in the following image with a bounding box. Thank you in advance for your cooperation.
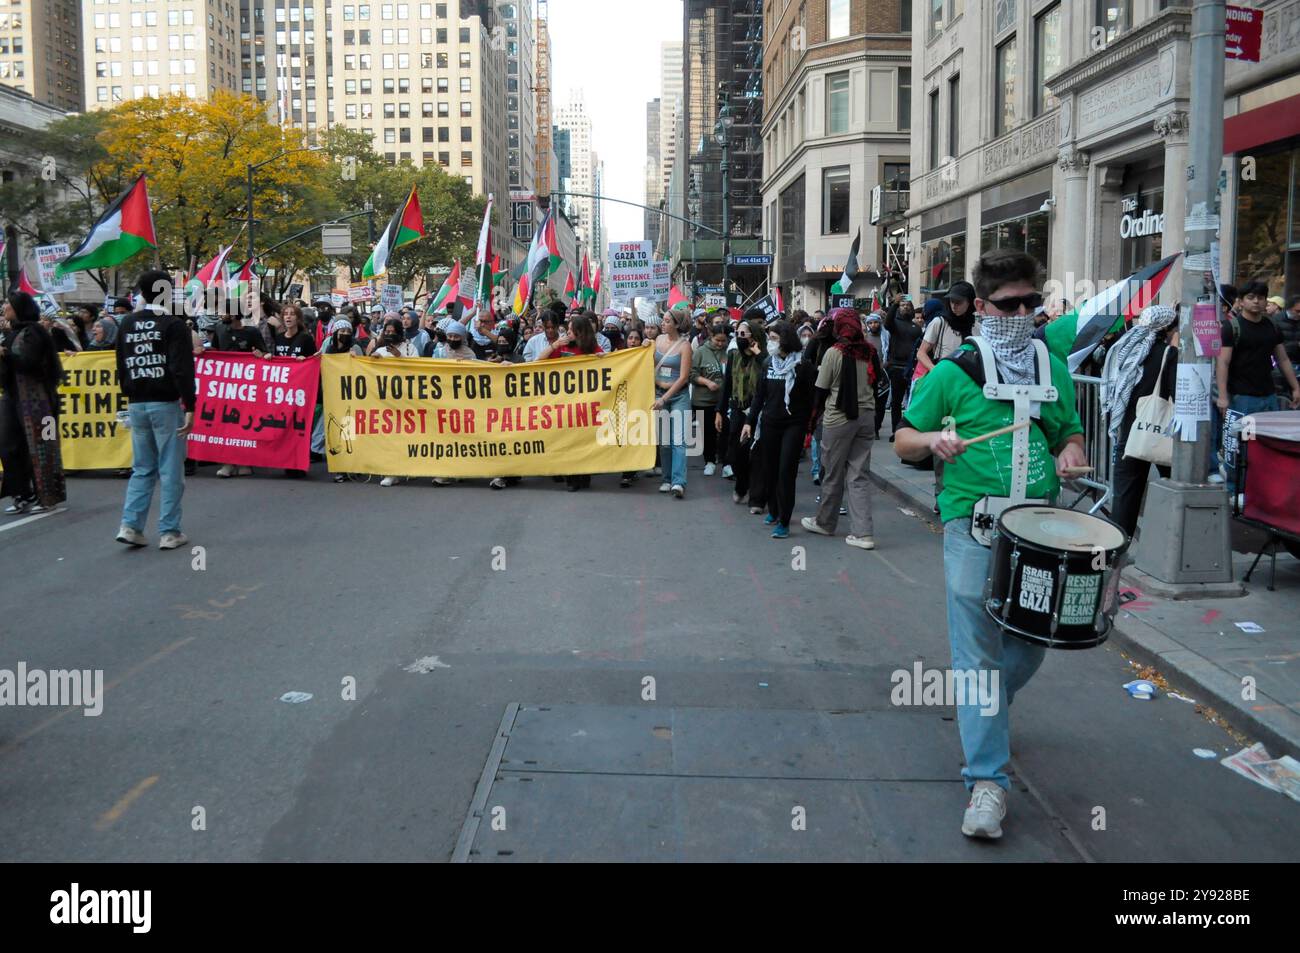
[980,210,1051,267]
[1119,188,1164,275]
[779,174,806,284]
[922,234,965,292]
[1236,145,1296,293]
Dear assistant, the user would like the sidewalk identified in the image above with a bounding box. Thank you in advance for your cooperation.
[868,445,1300,759]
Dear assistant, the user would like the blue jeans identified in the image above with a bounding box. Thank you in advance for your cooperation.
[943,518,1046,791]
[122,401,186,534]
[810,434,822,480]
[659,389,690,487]
[1223,393,1279,493]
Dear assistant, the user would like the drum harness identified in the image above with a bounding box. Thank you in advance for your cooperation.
[948,336,1058,547]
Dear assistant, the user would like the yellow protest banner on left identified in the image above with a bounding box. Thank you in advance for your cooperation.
[320,347,658,478]
[58,351,132,470]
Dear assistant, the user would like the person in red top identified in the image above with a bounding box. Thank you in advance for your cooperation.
[537,312,602,491]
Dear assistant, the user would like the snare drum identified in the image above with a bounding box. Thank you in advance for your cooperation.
[984,505,1129,650]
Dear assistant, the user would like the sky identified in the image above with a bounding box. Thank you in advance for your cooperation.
[548,0,683,252]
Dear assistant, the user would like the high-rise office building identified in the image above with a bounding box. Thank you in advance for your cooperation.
[645,98,661,246]
[659,40,682,212]
[84,0,241,109]
[554,92,595,251]
[0,0,82,111]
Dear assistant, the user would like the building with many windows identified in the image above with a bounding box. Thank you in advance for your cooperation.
[761,0,912,312]
[85,0,240,108]
[0,0,82,112]
[907,0,1300,306]
[554,92,595,250]
[645,97,661,246]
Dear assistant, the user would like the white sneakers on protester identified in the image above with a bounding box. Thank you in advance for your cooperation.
[961,781,1007,840]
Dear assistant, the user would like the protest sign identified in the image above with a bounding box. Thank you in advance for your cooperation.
[608,241,653,300]
[57,351,132,470]
[651,260,670,301]
[35,244,78,295]
[320,347,656,478]
[348,283,374,303]
[381,284,404,312]
[751,292,783,324]
[187,354,320,469]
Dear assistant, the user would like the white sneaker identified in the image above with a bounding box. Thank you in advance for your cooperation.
[703,462,716,476]
[380,476,396,487]
[671,484,684,499]
[433,477,456,486]
[722,465,734,479]
[158,531,189,551]
[115,524,147,548]
[658,482,671,492]
[489,478,508,490]
[961,781,1007,839]
[800,517,831,536]
[216,464,236,478]
[846,535,876,550]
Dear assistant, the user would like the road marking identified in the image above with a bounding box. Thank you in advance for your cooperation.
[95,776,159,831]
[0,636,196,759]
[0,510,59,533]
[871,549,917,586]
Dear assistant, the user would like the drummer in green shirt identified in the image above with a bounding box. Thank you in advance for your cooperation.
[894,248,1087,842]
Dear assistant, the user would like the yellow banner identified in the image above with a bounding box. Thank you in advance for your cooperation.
[320,349,658,477]
[58,350,132,470]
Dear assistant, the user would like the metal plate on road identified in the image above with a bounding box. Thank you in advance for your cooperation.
[453,703,1082,862]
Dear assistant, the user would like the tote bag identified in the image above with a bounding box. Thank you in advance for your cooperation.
[1124,347,1174,467]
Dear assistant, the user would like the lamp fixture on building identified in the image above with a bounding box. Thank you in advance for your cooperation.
[1039,196,1057,214]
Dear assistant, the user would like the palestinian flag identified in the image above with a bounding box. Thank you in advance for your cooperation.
[525,208,562,285]
[491,254,507,287]
[187,244,232,295]
[591,264,602,299]
[56,175,156,277]
[16,269,39,296]
[227,259,256,299]
[830,228,860,295]
[580,254,596,305]
[561,269,577,306]
[362,185,424,280]
[667,285,690,312]
[428,260,461,313]
[475,196,494,305]
[1046,253,1181,371]
[511,272,531,316]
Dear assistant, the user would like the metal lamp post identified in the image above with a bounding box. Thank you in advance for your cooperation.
[688,184,700,303]
[715,98,734,309]
[246,146,325,264]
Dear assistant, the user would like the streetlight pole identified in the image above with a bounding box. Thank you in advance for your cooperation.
[246,146,325,265]
[1134,0,1234,588]
[716,96,733,310]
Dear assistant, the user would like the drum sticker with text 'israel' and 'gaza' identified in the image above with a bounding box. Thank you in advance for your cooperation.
[1018,566,1055,613]
[1061,573,1103,626]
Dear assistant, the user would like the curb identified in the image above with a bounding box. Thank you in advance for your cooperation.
[868,464,1299,759]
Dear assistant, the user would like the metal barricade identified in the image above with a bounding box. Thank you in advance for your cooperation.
[1066,373,1113,515]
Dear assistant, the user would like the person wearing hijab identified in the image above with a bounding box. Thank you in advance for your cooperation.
[0,291,67,514]
[716,312,769,507]
[1101,303,1180,538]
[86,315,120,351]
[893,249,1087,842]
[741,320,814,538]
[801,308,882,548]
[433,319,478,360]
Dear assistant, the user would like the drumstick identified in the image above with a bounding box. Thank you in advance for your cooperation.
[962,420,1030,447]
[1061,465,1094,476]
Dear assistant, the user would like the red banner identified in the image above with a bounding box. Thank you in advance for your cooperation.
[188,353,320,469]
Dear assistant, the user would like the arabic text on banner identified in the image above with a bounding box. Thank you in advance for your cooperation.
[320,348,657,477]
[188,354,321,469]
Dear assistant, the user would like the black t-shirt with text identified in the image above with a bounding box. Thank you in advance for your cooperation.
[271,329,315,357]
[1222,313,1282,397]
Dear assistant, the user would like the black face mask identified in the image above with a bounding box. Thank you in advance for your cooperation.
[336,335,353,349]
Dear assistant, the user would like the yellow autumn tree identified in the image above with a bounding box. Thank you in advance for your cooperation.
[93,91,332,274]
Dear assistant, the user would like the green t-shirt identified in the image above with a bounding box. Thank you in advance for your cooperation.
[901,344,1084,522]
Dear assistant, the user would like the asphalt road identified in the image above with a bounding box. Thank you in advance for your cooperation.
[1,454,1296,862]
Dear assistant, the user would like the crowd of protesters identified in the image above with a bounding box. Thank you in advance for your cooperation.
[4,265,1299,553]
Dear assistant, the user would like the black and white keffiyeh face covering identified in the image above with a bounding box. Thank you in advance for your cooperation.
[979,312,1039,384]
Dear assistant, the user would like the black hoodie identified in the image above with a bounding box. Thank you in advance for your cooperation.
[115,307,197,411]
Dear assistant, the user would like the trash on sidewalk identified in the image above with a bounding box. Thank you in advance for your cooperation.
[1168,691,1199,705]
[279,691,312,704]
[1221,742,1285,793]
[405,655,451,673]
[1123,679,1158,700]
[1234,622,1265,633]
[1193,748,1218,759]
[898,507,918,517]
[1253,756,1300,803]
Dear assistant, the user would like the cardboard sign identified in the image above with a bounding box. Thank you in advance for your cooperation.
[607,241,653,299]
[651,260,670,301]
[381,284,404,311]
[348,283,374,303]
[35,244,78,295]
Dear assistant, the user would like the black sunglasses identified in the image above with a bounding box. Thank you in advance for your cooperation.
[984,292,1045,314]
